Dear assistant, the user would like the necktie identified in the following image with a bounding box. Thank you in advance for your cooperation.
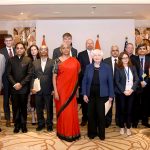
[9,49,13,58]
[114,59,117,72]
[140,58,143,70]
[140,58,144,80]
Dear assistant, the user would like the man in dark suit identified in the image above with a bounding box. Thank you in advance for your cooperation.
[52,32,77,59]
[78,39,94,126]
[0,34,15,127]
[103,45,120,127]
[132,43,150,128]
[7,42,32,133]
[31,45,53,132]
[124,43,137,66]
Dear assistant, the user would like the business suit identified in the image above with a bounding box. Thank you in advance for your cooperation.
[132,55,150,126]
[31,58,53,128]
[52,47,77,59]
[103,57,119,127]
[82,62,114,139]
[78,50,91,124]
[7,55,32,129]
[0,54,5,91]
[0,47,15,121]
[115,66,139,128]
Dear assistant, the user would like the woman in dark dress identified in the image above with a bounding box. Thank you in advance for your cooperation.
[27,45,40,125]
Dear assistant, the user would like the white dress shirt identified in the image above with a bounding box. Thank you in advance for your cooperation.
[87,49,93,64]
[41,58,47,72]
[111,57,118,74]
[6,47,14,57]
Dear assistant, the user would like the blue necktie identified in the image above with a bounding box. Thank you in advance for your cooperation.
[140,58,144,81]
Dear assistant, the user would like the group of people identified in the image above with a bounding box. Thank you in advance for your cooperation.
[0,33,150,142]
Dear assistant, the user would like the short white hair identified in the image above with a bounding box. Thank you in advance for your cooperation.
[91,49,104,57]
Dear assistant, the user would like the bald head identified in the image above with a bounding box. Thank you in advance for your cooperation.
[39,45,48,57]
[86,39,94,51]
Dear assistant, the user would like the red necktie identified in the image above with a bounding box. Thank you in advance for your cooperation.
[9,49,13,58]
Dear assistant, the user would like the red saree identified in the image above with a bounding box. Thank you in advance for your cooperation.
[55,57,80,142]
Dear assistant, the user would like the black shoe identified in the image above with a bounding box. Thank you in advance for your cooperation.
[142,123,150,128]
[132,124,138,128]
[32,123,36,126]
[88,136,96,139]
[36,125,45,131]
[47,126,53,132]
[21,125,28,133]
[99,137,105,141]
[13,127,20,133]
[80,120,87,126]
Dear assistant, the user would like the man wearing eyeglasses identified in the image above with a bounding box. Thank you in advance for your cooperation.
[132,43,150,128]
[31,45,54,132]
[103,45,120,127]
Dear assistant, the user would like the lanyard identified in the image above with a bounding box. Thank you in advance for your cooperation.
[124,67,129,82]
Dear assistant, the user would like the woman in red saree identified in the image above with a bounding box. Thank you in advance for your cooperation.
[53,43,80,142]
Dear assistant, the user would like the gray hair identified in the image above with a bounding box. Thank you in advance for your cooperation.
[91,49,104,57]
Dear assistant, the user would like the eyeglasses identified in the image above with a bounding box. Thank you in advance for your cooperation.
[122,57,129,60]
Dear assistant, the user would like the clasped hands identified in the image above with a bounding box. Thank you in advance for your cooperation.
[14,83,22,90]
[123,89,133,96]
[83,95,113,103]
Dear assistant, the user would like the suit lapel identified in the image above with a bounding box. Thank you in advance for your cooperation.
[43,58,49,73]
[85,50,90,64]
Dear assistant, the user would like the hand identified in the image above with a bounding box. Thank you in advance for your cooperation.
[54,92,59,101]
[108,97,113,103]
[141,81,146,88]
[83,95,89,103]
[31,89,37,94]
[128,89,133,95]
[14,83,22,90]
[123,90,130,96]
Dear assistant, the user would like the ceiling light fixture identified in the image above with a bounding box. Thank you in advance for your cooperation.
[91,6,96,14]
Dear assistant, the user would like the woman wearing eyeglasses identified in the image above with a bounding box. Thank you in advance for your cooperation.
[115,52,139,136]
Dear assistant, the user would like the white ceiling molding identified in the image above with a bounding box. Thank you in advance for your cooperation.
[0,0,150,5]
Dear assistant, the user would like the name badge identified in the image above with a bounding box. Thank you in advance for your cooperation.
[125,81,133,90]
[142,73,147,79]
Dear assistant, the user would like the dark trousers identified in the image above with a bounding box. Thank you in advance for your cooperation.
[11,94,28,127]
[132,87,150,125]
[115,94,121,126]
[88,96,107,139]
[105,99,113,127]
[118,93,134,129]
[2,76,11,120]
[35,94,53,127]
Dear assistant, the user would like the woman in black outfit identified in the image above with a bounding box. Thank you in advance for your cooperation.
[82,49,114,140]
[115,52,139,136]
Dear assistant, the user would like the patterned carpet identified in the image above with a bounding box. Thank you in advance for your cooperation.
[0,96,150,150]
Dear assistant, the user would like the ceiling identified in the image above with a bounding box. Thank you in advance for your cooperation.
[0,4,150,20]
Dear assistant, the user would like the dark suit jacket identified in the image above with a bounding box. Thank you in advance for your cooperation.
[133,55,150,84]
[103,57,113,73]
[52,47,77,59]
[78,50,90,85]
[31,58,53,95]
[82,62,114,98]
[7,55,33,94]
[115,66,139,94]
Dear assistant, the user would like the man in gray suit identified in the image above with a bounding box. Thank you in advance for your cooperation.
[52,32,77,59]
[0,54,5,132]
[0,54,5,93]
[31,45,53,132]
